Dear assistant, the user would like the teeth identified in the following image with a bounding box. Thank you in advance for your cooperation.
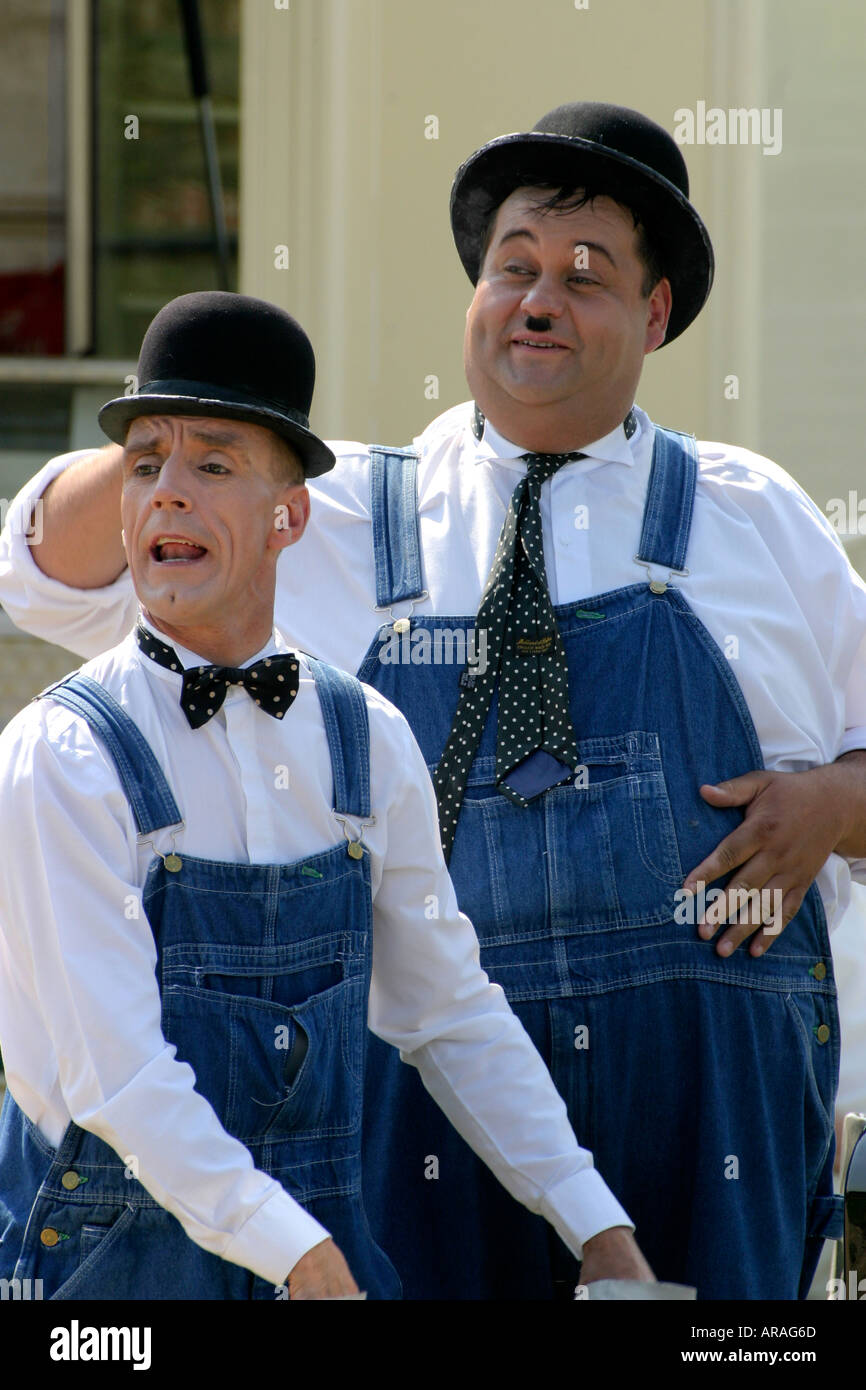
[153,537,207,562]
[516,341,559,348]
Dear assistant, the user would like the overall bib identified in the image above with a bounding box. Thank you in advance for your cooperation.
[0,658,401,1300]
[358,427,843,1300]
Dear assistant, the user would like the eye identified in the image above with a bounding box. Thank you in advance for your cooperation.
[503,263,534,276]
[200,460,231,474]
[129,455,160,476]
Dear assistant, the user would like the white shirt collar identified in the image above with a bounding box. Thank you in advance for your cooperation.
[135,609,288,682]
[471,407,639,470]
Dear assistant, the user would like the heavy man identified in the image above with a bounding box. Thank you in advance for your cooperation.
[3,103,866,1299]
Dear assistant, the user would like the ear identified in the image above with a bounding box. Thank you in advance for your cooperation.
[267,482,310,553]
[645,277,673,353]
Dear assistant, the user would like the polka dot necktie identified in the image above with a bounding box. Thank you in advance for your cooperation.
[135,622,300,730]
[432,450,584,861]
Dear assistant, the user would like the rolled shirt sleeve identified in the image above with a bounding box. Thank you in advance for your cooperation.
[0,452,138,658]
[0,706,330,1286]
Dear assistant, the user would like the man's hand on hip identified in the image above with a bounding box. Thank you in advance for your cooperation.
[682,759,863,957]
[285,1237,359,1299]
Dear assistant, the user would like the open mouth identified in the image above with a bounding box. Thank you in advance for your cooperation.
[150,536,209,563]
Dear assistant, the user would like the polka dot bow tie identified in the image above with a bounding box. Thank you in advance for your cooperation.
[432,450,584,861]
[135,623,300,730]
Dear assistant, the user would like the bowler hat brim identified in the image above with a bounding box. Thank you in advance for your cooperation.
[98,392,336,479]
[450,131,714,344]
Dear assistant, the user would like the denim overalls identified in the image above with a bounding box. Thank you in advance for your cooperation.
[0,658,401,1300]
[358,426,843,1300]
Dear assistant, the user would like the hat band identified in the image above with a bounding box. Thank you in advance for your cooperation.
[138,379,311,430]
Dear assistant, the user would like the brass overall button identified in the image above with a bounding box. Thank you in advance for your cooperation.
[40,1227,60,1247]
[811,962,827,981]
[61,1170,81,1191]
[815,1024,831,1045]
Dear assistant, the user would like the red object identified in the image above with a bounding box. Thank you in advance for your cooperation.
[0,263,65,355]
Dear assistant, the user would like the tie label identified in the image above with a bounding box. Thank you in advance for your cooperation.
[515,636,553,654]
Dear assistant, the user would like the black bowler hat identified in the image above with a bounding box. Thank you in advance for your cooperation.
[98,292,335,477]
[450,101,714,344]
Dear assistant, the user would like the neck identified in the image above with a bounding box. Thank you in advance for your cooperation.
[477,391,635,454]
[141,610,275,667]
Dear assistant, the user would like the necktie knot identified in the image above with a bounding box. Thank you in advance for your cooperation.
[521,450,585,484]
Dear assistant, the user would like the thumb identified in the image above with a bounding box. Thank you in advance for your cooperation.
[699,772,766,806]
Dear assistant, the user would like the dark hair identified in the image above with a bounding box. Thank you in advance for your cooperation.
[478,182,665,297]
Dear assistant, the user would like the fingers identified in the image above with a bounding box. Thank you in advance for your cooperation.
[682,818,767,897]
[712,884,803,958]
[683,764,844,958]
[681,871,803,958]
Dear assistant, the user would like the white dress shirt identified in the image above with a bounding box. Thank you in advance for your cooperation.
[2,401,866,928]
[0,616,630,1288]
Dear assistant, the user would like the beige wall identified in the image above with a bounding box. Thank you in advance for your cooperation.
[241,0,714,446]
[240,0,865,559]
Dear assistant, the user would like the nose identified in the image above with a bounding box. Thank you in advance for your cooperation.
[151,448,193,510]
[519,271,565,320]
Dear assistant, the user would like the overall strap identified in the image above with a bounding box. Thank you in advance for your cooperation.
[38,673,182,834]
[306,657,371,819]
[634,426,699,575]
[369,446,425,607]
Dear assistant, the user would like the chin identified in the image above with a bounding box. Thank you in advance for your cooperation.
[504,381,576,407]
[140,590,203,626]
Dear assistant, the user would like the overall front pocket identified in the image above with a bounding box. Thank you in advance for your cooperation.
[160,938,367,1144]
[444,731,684,947]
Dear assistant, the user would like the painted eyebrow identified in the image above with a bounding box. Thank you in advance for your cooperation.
[496,227,618,268]
[124,432,162,453]
[186,427,249,449]
[124,426,250,453]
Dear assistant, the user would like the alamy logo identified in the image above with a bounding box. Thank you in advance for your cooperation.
[674,881,783,933]
[49,1320,151,1370]
[0,496,43,544]
[378,625,488,674]
[673,102,782,156]
[0,1277,43,1299]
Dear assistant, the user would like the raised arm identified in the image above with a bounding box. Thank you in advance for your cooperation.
[0,448,138,657]
[31,443,126,586]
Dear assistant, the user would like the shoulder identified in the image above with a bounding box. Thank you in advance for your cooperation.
[0,689,118,818]
[648,423,846,553]
[309,406,473,509]
[693,435,823,511]
[0,634,142,794]
[307,440,372,512]
[411,401,475,454]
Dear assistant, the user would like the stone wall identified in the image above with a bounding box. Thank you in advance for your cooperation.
[0,631,78,732]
